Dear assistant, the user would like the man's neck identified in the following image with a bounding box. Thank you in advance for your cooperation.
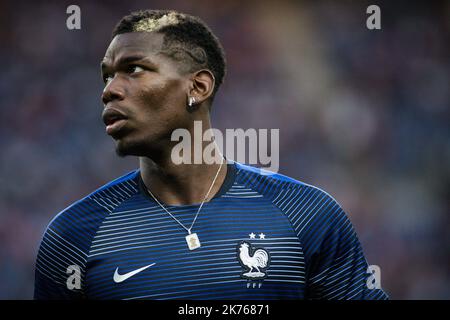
[139,156,226,206]
[139,118,227,205]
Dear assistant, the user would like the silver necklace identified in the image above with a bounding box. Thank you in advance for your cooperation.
[146,159,225,251]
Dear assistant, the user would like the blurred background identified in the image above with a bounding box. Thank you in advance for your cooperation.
[0,0,448,299]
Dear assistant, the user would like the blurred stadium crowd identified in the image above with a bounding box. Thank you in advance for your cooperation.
[0,0,448,299]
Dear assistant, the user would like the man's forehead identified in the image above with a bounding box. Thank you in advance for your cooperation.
[103,32,165,62]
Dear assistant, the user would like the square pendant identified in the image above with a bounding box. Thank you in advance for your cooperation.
[186,233,201,250]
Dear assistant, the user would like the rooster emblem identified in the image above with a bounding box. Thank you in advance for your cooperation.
[237,241,271,280]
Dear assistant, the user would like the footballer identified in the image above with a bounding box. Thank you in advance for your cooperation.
[34,9,388,300]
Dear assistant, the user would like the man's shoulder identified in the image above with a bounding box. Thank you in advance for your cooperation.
[234,162,331,198]
[43,169,141,245]
[87,169,141,199]
[233,162,345,225]
[58,169,139,214]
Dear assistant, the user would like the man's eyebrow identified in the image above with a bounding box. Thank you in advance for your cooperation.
[100,55,154,70]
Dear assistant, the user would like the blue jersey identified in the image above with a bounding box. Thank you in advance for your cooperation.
[34,162,388,300]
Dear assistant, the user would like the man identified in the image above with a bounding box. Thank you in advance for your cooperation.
[34,9,388,300]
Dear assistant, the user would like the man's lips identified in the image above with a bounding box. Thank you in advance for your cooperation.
[102,107,128,135]
[105,119,127,135]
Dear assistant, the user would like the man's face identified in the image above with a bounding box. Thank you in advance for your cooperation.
[101,32,191,158]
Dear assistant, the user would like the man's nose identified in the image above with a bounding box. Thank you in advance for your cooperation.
[101,76,125,105]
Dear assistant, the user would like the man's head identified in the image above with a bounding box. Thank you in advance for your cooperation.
[100,10,226,158]
[111,10,226,98]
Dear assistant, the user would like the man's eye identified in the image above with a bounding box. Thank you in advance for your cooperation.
[128,65,144,73]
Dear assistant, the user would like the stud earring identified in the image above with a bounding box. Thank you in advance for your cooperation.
[188,96,196,107]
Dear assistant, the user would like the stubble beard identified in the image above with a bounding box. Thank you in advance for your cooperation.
[114,134,170,160]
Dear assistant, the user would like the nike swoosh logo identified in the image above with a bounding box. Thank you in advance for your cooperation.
[113,263,155,283]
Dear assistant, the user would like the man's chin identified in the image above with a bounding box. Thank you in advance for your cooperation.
[114,139,143,158]
[114,138,158,158]
[115,147,129,158]
[113,135,167,159]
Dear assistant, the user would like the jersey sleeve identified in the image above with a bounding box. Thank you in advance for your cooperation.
[303,197,388,300]
[34,170,139,299]
[34,226,86,300]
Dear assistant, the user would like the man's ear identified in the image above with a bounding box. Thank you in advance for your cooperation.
[188,69,215,105]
